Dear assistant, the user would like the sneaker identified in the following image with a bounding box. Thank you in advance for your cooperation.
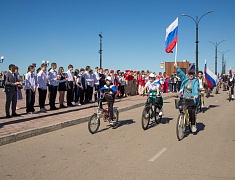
[74,102,81,106]
[201,103,204,108]
[28,112,33,114]
[191,125,197,133]
[232,95,234,99]
[40,108,46,112]
[159,111,163,117]
[60,104,67,108]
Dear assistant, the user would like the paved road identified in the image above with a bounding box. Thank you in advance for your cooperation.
[0,92,234,180]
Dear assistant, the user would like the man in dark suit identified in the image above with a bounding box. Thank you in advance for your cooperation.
[5,64,21,118]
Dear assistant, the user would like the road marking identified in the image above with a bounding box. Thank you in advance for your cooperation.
[148,147,167,162]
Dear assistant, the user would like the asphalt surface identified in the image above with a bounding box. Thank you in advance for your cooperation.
[0,92,234,180]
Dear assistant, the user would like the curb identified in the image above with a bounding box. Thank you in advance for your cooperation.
[0,95,177,146]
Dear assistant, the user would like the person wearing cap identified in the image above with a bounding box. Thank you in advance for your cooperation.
[100,76,117,124]
[142,73,163,117]
[174,63,199,133]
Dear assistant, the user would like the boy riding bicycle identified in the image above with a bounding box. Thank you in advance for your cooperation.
[142,73,163,117]
[99,76,117,124]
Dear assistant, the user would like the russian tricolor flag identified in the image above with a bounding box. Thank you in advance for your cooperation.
[204,60,217,89]
[165,17,178,53]
[188,63,195,71]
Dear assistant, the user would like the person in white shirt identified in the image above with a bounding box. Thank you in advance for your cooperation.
[94,67,100,101]
[86,69,95,103]
[197,71,207,108]
[24,65,36,114]
[74,69,81,106]
[119,72,126,97]
[48,63,59,110]
[79,68,86,104]
[84,66,90,103]
[142,73,163,117]
[66,64,74,107]
[37,64,48,112]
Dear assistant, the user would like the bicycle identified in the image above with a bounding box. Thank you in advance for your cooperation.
[141,91,162,130]
[88,91,119,134]
[175,98,196,141]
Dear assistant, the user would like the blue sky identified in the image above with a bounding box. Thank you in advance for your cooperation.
[0,0,234,74]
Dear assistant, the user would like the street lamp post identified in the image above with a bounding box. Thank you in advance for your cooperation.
[224,58,229,74]
[182,10,213,74]
[98,32,103,69]
[207,40,225,75]
[0,56,4,63]
[218,50,230,74]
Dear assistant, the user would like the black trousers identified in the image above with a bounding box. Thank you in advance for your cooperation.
[38,88,47,109]
[80,88,85,104]
[5,91,17,115]
[120,86,125,97]
[73,85,79,103]
[26,89,35,113]
[49,85,57,108]
[185,99,196,125]
[87,85,93,101]
[177,81,182,91]
[172,83,177,92]
[67,81,74,105]
[105,94,114,120]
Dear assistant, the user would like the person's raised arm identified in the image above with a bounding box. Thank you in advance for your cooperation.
[174,62,186,82]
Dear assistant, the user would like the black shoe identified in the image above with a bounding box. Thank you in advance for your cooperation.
[6,114,12,118]
[50,107,58,110]
[12,113,20,117]
[60,105,67,108]
[67,104,74,107]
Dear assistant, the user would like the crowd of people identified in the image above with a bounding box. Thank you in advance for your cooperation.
[2,62,234,133]
[2,63,182,118]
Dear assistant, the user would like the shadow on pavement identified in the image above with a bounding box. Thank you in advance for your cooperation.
[203,104,220,112]
[97,119,135,133]
[146,117,174,130]
[160,117,174,124]
[194,122,205,135]
[114,119,135,129]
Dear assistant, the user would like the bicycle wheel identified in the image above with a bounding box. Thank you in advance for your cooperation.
[142,106,150,130]
[176,113,186,141]
[88,114,100,134]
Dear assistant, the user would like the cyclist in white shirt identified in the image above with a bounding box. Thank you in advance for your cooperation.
[142,73,163,116]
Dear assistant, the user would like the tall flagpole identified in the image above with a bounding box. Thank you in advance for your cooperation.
[174,43,178,63]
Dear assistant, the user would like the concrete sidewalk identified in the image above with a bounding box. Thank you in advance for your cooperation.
[0,90,177,146]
